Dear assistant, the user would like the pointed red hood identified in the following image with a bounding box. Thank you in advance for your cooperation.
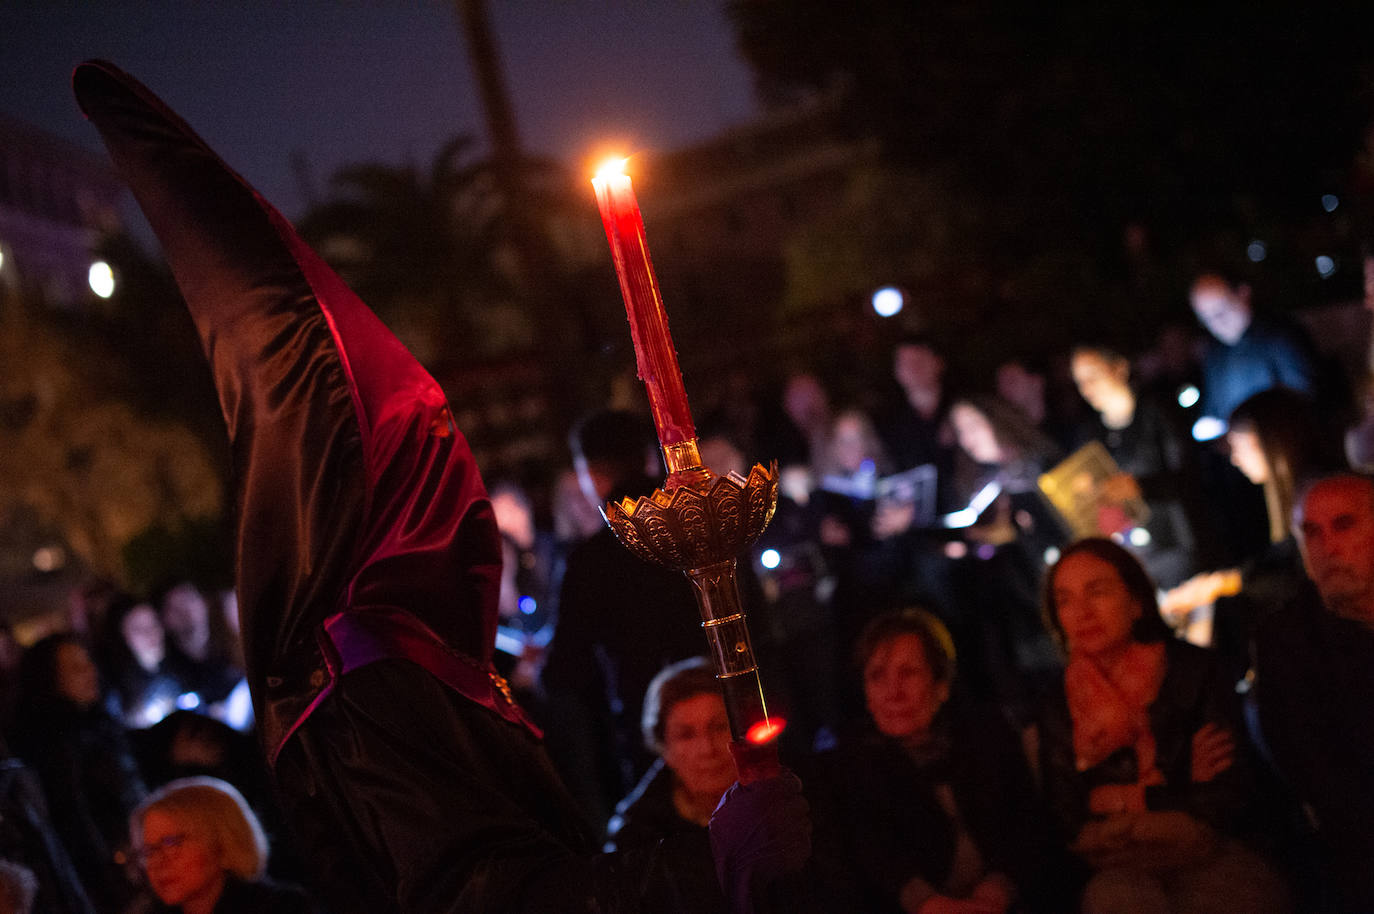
[72,61,502,712]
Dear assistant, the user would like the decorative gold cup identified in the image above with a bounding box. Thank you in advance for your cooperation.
[604,456,780,747]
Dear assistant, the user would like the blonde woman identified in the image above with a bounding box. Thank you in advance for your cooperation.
[128,778,315,914]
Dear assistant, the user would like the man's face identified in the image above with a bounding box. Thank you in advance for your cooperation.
[1298,477,1374,623]
[1190,278,1252,345]
[892,344,943,394]
[1070,351,1130,416]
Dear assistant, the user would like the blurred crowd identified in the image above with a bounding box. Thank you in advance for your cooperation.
[1,267,1372,913]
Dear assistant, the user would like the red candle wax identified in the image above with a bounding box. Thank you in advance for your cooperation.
[592,162,695,448]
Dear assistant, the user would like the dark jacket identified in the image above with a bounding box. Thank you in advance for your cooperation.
[15,702,145,909]
[542,528,702,822]
[1254,592,1374,911]
[1074,393,1211,587]
[131,874,317,914]
[1039,639,1273,849]
[0,757,96,914]
[605,759,728,914]
[808,699,1070,913]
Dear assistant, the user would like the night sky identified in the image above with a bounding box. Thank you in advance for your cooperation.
[1,1,758,220]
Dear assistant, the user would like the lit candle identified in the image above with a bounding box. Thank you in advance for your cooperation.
[592,159,696,451]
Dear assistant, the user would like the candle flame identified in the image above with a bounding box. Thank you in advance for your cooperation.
[594,157,629,182]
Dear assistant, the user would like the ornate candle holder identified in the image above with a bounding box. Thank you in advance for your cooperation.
[603,441,781,764]
[592,160,783,778]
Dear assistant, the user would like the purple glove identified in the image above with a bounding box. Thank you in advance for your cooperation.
[708,769,811,913]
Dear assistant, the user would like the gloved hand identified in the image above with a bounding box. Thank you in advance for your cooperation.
[708,769,811,914]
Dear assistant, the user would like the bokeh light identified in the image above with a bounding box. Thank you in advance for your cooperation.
[871,286,904,317]
[88,260,115,298]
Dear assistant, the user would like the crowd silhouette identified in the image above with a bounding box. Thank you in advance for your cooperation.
[3,251,1374,914]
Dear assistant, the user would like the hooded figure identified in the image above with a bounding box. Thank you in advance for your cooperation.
[72,61,805,914]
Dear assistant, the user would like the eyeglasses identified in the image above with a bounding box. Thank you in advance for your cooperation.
[134,833,188,865]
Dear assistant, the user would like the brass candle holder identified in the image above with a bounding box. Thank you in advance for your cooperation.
[603,440,781,759]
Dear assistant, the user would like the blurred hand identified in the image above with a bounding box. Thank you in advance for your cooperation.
[914,895,1004,914]
[968,497,1015,546]
[819,515,851,547]
[970,873,1015,913]
[1159,569,1241,622]
[510,643,545,693]
[872,500,916,539]
[709,770,811,912]
[1071,814,1136,867]
[1100,472,1142,504]
[1191,723,1235,783]
[1125,810,1218,867]
[1075,811,1217,871]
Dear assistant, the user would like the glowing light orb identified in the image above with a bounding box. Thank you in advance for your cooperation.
[746,717,786,745]
[1177,385,1200,409]
[88,261,115,298]
[1316,255,1336,278]
[760,548,781,570]
[31,545,65,573]
[1192,416,1227,442]
[518,595,538,615]
[871,286,904,318]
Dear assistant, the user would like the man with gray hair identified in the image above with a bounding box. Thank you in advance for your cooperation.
[1253,473,1374,911]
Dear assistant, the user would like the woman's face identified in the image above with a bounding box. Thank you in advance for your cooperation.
[661,692,735,802]
[950,404,1003,465]
[122,605,166,669]
[863,633,949,740]
[55,642,100,708]
[1052,552,1141,658]
[161,584,210,659]
[1227,427,1269,485]
[831,414,871,474]
[140,808,224,910]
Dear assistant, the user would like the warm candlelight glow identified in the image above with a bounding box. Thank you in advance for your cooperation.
[592,159,697,450]
[595,157,629,182]
[745,717,786,745]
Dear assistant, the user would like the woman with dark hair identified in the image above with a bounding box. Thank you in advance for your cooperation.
[1039,540,1290,914]
[605,657,735,913]
[808,608,1067,914]
[13,633,145,910]
[946,395,1066,725]
[814,409,928,679]
[152,582,244,715]
[1160,387,1344,668]
[101,596,190,729]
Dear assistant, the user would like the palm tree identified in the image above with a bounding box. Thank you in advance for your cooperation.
[297,136,518,363]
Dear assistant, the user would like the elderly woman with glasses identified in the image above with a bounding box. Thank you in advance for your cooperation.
[129,778,315,914]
